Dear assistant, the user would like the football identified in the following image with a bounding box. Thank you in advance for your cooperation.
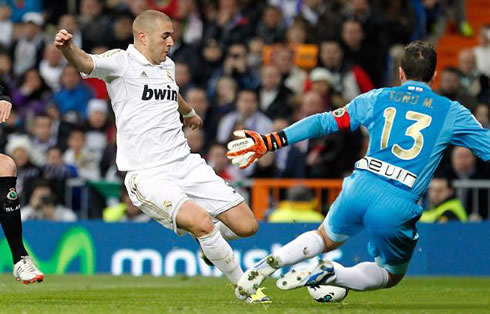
[307,285,349,303]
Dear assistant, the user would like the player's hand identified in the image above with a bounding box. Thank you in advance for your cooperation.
[226,130,268,169]
[183,114,202,130]
[0,100,12,123]
[54,29,73,51]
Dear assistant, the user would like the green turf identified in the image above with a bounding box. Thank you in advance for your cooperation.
[0,275,488,313]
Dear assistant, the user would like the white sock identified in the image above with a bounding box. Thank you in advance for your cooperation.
[328,261,389,291]
[215,221,240,241]
[197,227,243,283]
[273,231,325,266]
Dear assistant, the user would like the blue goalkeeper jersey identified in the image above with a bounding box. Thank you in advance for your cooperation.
[284,80,490,197]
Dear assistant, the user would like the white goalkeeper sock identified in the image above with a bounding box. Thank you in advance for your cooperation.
[197,227,243,283]
[215,221,241,241]
[327,261,389,291]
[274,231,325,265]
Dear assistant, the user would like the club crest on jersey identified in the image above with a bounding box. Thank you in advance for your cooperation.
[6,188,18,201]
[142,84,177,101]
[162,201,172,211]
[332,108,346,117]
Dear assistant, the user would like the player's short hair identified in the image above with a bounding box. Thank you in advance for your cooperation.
[401,41,437,82]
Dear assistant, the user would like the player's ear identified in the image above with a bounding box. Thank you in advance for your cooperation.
[398,67,405,82]
[430,70,437,84]
[138,31,147,46]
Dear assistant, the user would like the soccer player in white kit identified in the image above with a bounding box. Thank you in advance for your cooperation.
[54,10,268,302]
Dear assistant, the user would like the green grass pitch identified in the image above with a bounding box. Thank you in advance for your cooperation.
[0,275,488,313]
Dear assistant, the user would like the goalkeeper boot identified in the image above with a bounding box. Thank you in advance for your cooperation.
[235,255,280,298]
[276,259,334,290]
[14,256,44,284]
[245,287,272,304]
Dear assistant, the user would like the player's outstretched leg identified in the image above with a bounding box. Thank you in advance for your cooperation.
[0,154,44,284]
[235,229,334,298]
[278,260,390,291]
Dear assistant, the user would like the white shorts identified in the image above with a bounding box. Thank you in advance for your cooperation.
[124,153,244,235]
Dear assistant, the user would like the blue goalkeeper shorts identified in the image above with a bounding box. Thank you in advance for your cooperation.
[323,170,422,275]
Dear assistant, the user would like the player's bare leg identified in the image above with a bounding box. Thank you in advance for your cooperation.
[0,154,43,284]
[235,226,342,297]
[176,201,244,286]
[215,201,258,240]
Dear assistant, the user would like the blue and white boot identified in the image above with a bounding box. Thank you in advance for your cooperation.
[276,259,335,290]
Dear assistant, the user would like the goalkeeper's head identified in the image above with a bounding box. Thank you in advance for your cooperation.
[400,41,437,84]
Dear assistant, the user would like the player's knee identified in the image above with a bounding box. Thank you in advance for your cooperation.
[385,272,404,288]
[191,215,215,238]
[0,154,16,176]
[234,219,258,237]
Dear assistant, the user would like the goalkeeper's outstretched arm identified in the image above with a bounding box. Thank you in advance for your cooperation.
[226,108,350,169]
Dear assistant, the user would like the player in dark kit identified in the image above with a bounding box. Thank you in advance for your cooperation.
[0,86,43,284]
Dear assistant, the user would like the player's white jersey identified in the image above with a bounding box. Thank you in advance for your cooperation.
[82,45,190,171]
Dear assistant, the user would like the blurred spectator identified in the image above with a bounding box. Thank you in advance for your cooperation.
[42,146,78,205]
[272,118,306,178]
[0,4,13,48]
[0,51,14,93]
[421,175,467,223]
[107,11,133,50]
[176,0,203,46]
[458,48,490,102]
[206,142,240,181]
[473,104,489,128]
[0,106,22,152]
[52,64,93,119]
[341,19,384,87]
[342,0,384,47]
[474,25,490,78]
[217,89,272,143]
[11,12,45,77]
[251,151,277,178]
[29,113,56,166]
[39,44,65,91]
[58,14,83,50]
[318,40,373,101]
[285,20,308,45]
[268,185,323,222]
[103,185,150,222]
[258,64,293,119]
[168,19,199,76]
[21,179,77,221]
[204,0,251,48]
[256,5,285,44]
[184,127,205,155]
[84,99,111,164]
[246,36,264,74]
[79,0,111,51]
[63,128,100,181]
[379,0,416,47]
[175,61,195,96]
[271,45,307,97]
[450,146,489,220]
[308,67,338,111]
[437,67,478,111]
[208,42,259,96]
[196,38,223,86]
[5,0,42,23]
[5,134,40,199]
[11,68,52,123]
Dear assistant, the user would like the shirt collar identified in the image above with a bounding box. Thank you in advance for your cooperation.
[127,44,164,67]
[402,80,432,91]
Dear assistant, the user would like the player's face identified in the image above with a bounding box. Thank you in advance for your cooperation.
[147,19,174,64]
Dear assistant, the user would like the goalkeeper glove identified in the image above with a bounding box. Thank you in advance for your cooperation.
[226,130,288,169]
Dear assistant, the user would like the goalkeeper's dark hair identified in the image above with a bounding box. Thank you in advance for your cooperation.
[401,41,437,83]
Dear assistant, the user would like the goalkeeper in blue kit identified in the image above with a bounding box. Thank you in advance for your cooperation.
[227,41,490,298]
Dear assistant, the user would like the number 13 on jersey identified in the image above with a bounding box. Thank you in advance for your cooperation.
[381,107,432,160]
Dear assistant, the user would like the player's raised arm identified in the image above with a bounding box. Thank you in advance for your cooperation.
[54,29,94,74]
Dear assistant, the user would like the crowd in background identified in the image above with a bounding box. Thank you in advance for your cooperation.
[0,0,488,222]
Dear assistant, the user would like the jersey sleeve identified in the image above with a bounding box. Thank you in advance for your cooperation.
[81,49,127,81]
[450,102,490,161]
[283,89,380,145]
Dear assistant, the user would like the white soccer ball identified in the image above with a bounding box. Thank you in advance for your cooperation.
[307,285,348,303]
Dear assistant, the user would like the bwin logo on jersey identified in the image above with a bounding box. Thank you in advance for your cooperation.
[142,84,177,101]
